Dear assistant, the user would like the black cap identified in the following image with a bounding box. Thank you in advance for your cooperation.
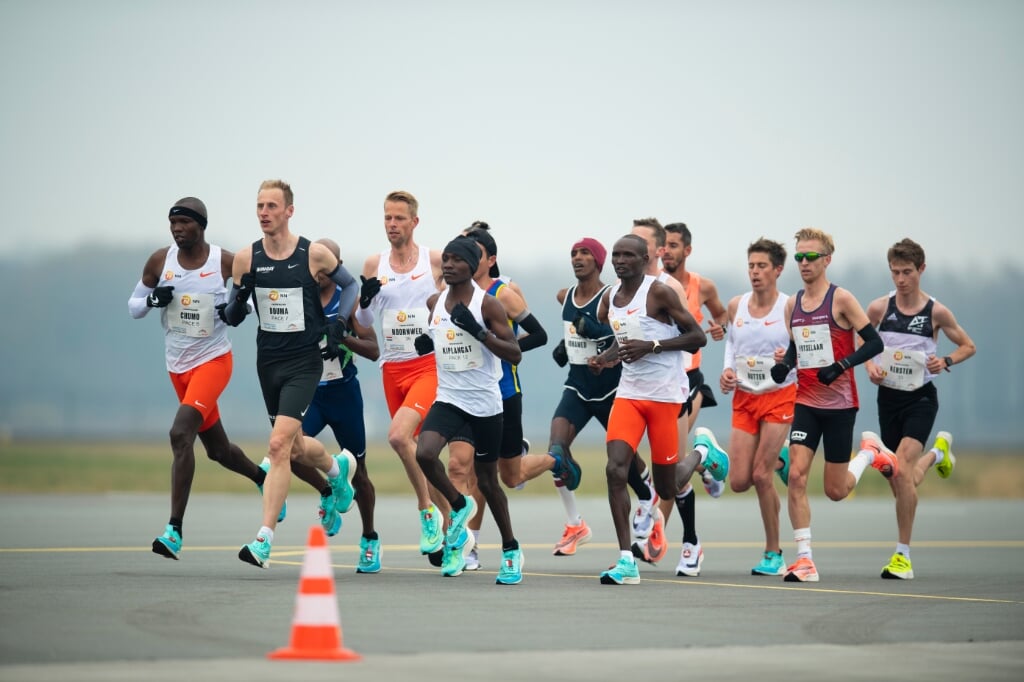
[465,228,499,278]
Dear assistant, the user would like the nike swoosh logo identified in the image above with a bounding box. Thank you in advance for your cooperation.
[410,272,426,280]
[765,320,780,326]
[627,308,639,315]
[199,271,218,278]
[414,403,425,409]
[782,414,793,420]
[194,400,207,408]
[288,264,300,269]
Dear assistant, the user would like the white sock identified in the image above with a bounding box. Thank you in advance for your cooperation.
[848,451,871,483]
[326,458,340,479]
[620,550,634,562]
[471,529,480,544]
[694,444,709,464]
[925,448,939,469]
[795,528,811,558]
[896,543,910,558]
[558,485,580,524]
[259,526,274,543]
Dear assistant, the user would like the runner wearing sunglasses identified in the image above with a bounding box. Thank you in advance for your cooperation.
[768,227,897,583]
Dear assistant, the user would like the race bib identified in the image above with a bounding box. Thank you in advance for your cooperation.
[735,355,776,393]
[255,286,305,332]
[166,292,215,338]
[564,320,600,364]
[382,307,430,353]
[795,323,834,368]
[878,347,927,391]
[435,327,485,372]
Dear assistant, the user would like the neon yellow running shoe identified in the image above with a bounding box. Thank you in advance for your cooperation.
[933,431,956,479]
[881,552,914,580]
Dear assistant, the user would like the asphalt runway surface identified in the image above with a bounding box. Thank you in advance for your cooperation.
[1,492,1023,681]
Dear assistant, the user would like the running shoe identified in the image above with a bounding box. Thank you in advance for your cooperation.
[631,497,658,539]
[751,550,785,576]
[702,470,725,498]
[553,519,593,556]
[445,496,478,549]
[694,427,729,482]
[599,556,641,585]
[441,530,471,577]
[465,543,481,571]
[152,524,181,560]
[860,431,899,478]
[776,442,791,487]
[933,431,956,479]
[356,536,382,574]
[880,552,914,580]
[330,451,358,513]
[550,444,582,491]
[318,493,341,537]
[427,549,443,567]
[675,542,704,577]
[420,504,444,555]
[631,509,666,565]
[783,556,819,582]
[257,457,287,523]
[238,534,272,569]
[496,548,524,585]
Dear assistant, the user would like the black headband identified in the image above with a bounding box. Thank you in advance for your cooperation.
[169,205,208,228]
[444,235,481,274]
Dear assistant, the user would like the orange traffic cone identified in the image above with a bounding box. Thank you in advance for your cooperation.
[268,525,360,661]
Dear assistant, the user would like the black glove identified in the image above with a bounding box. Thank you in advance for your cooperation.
[236,272,255,302]
[552,339,568,367]
[146,286,174,308]
[215,302,228,323]
[770,362,792,384]
[359,275,381,309]
[817,359,849,386]
[572,314,600,339]
[450,302,487,341]
[414,333,434,355]
[320,319,349,360]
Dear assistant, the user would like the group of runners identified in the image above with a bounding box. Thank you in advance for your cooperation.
[129,182,975,585]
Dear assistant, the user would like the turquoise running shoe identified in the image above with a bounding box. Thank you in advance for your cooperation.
[441,532,470,577]
[152,524,181,560]
[445,496,477,549]
[550,444,582,491]
[238,534,272,569]
[420,504,444,555]
[599,556,641,585]
[330,450,357,514]
[751,550,785,576]
[356,536,382,574]
[318,493,342,537]
[257,457,287,523]
[776,441,790,487]
[694,427,729,482]
[496,548,525,585]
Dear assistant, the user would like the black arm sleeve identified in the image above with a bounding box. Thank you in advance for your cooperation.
[221,284,249,326]
[515,312,548,352]
[783,339,797,368]
[839,323,883,369]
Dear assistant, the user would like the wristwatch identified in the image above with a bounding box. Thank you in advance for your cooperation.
[943,355,953,368]
[651,339,663,354]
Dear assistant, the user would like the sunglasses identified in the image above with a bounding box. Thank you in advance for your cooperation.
[794,252,825,263]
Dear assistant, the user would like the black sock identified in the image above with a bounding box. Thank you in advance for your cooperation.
[502,539,519,552]
[319,485,332,497]
[675,488,698,545]
[364,531,379,541]
[452,495,467,511]
[169,518,183,537]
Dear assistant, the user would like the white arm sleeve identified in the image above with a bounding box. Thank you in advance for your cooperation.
[129,280,153,319]
[354,304,375,328]
[722,323,736,372]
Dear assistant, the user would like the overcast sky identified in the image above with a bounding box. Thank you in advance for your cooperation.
[2,1,1021,273]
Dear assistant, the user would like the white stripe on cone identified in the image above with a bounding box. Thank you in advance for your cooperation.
[294,594,341,626]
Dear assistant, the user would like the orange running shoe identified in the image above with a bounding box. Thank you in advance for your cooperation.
[631,509,667,565]
[783,556,820,582]
[553,519,593,556]
[860,431,899,478]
